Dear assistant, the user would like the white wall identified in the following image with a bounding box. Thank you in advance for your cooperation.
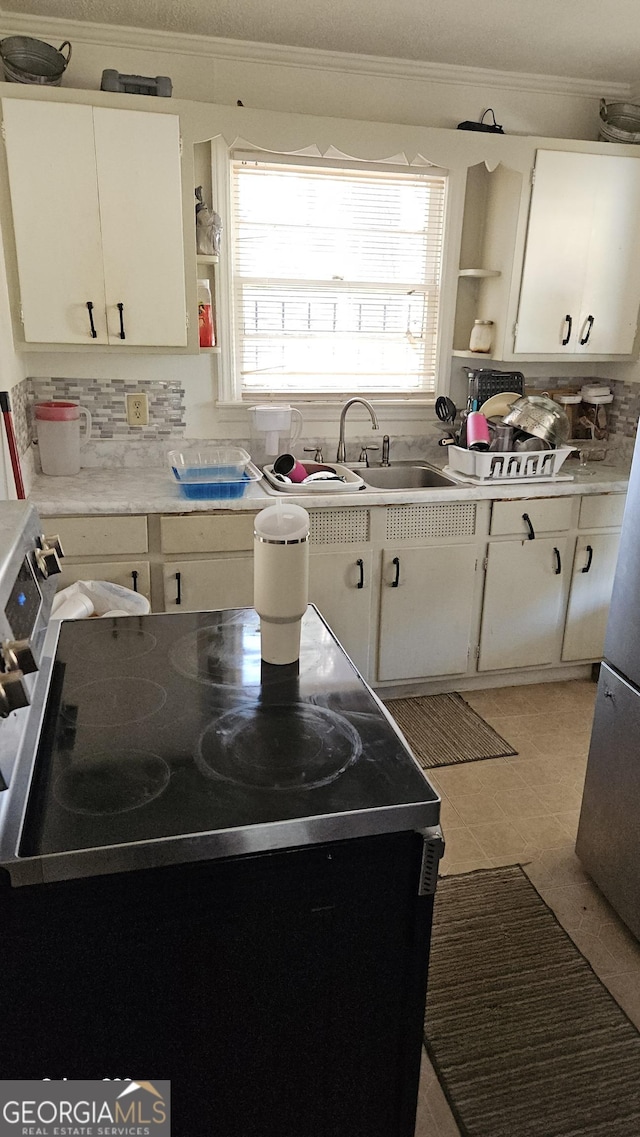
[0,12,629,140]
[0,219,25,499]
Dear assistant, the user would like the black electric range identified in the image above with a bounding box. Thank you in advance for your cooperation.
[5,605,439,885]
[1,509,443,1136]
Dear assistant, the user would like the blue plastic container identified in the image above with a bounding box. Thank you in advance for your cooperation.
[168,447,261,500]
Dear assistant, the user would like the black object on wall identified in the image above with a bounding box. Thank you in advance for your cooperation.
[457,108,504,133]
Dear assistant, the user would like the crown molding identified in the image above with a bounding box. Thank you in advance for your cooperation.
[0,8,632,102]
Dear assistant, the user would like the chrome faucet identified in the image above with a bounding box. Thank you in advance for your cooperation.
[336,398,379,463]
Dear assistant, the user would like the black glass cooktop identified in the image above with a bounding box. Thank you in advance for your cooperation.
[22,607,437,858]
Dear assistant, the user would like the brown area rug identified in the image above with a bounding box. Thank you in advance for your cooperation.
[383,692,517,769]
[425,866,640,1137]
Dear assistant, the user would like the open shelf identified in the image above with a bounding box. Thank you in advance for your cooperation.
[197,254,219,264]
[452,349,495,359]
[199,345,221,353]
[458,268,501,278]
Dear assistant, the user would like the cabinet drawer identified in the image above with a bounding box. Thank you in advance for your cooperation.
[579,494,626,530]
[46,515,148,556]
[490,498,574,537]
[56,559,151,600]
[160,513,256,553]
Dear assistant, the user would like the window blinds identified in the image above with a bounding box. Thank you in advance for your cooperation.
[231,159,446,395]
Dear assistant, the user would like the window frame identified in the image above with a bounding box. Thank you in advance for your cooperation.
[212,139,449,406]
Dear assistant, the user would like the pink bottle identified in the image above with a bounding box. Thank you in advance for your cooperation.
[466,411,490,451]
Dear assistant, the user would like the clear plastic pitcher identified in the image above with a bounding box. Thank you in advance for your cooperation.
[249,405,303,468]
[35,401,92,476]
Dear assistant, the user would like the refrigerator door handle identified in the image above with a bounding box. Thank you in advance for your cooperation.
[417,825,445,895]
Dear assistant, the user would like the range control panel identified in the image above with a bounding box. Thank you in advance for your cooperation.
[4,556,42,644]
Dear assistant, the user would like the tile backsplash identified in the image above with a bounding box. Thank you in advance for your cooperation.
[7,377,30,457]
[7,372,639,474]
[607,379,640,438]
[27,377,186,441]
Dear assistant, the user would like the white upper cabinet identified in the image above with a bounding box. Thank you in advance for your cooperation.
[92,108,187,347]
[2,98,187,348]
[514,150,640,356]
[2,101,107,344]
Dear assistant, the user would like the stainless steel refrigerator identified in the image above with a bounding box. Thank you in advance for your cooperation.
[576,432,640,940]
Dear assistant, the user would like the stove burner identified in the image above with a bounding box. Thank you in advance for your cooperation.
[61,677,167,728]
[74,625,157,664]
[54,749,171,815]
[171,619,325,691]
[196,703,361,790]
[170,619,261,689]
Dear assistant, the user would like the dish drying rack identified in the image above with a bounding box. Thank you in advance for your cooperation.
[445,445,574,483]
[262,462,365,493]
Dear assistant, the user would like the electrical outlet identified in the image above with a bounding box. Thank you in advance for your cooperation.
[126,393,149,427]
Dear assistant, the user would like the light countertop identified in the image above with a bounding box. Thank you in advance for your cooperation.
[28,460,631,516]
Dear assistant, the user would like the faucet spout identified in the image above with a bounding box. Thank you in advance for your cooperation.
[337,398,379,463]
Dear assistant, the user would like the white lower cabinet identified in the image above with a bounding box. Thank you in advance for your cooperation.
[42,515,152,606]
[479,537,570,671]
[56,559,151,601]
[308,549,373,675]
[377,544,478,682]
[562,533,621,662]
[163,557,254,612]
[43,490,625,684]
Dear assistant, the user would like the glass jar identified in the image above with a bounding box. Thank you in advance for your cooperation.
[469,319,494,354]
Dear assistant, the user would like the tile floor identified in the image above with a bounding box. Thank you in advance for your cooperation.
[413,677,640,1137]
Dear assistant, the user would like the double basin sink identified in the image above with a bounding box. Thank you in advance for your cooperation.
[264,461,464,494]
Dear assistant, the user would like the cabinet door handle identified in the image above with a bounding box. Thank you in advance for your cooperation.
[356,558,364,589]
[579,315,594,346]
[522,512,536,540]
[581,545,593,574]
[391,556,400,588]
[131,570,138,592]
[175,571,182,605]
[86,300,97,339]
[117,302,126,340]
[561,314,572,346]
[553,547,562,575]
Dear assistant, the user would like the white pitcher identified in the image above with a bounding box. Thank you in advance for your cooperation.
[35,401,92,476]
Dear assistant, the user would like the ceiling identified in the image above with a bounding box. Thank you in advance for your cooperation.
[1,0,639,85]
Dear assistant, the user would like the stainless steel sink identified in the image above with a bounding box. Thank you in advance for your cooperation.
[361,464,461,490]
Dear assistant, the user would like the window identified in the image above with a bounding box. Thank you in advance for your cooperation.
[230,156,447,399]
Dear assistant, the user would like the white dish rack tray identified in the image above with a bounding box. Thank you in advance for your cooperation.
[262,462,365,493]
[445,445,574,483]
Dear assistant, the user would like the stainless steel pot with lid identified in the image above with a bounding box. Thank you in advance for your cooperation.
[502,394,570,447]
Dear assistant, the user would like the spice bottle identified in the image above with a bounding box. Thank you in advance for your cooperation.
[469,319,494,354]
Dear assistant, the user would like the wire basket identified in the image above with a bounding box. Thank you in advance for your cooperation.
[475,370,525,407]
[599,99,640,144]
